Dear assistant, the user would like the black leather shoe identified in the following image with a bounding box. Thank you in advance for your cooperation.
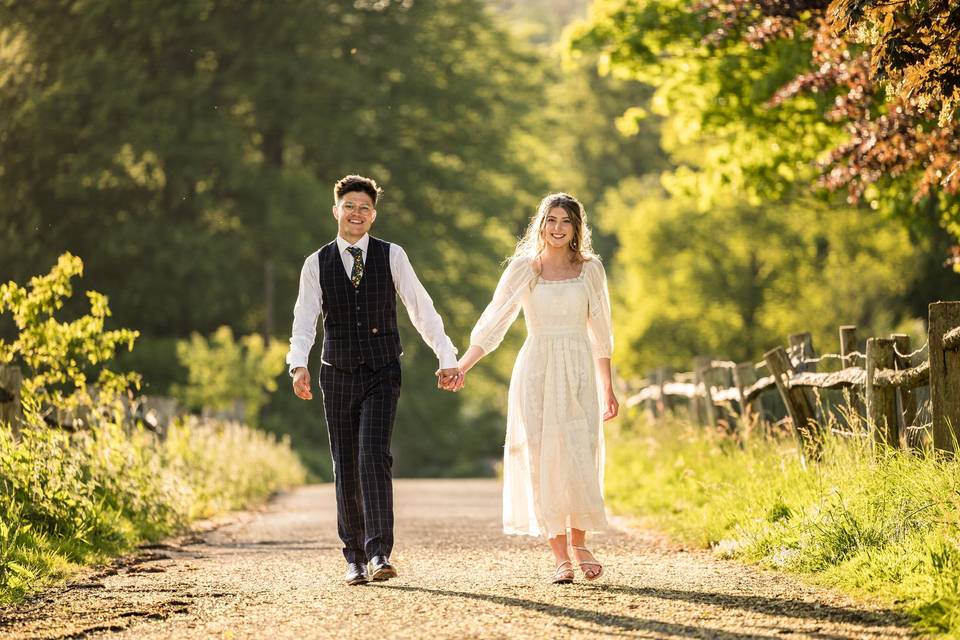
[344,562,369,585]
[369,555,397,581]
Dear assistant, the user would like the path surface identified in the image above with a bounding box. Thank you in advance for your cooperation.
[0,480,914,639]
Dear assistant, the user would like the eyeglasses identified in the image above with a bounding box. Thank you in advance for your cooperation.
[340,202,374,215]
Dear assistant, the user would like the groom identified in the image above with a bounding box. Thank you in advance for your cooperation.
[287,174,462,585]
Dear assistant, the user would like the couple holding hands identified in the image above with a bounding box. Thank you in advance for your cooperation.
[287,174,618,586]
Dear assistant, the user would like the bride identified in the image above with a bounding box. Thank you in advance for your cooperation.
[443,192,618,583]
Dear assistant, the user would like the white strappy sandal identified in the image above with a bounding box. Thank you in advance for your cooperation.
[551,560,574,584]
[571,545,604,581]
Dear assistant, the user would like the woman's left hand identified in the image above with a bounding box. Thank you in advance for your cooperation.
[602,388,619,421]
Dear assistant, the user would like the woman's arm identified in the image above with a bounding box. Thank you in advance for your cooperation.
[459,345,486,373]
[597,357,619,421]
[439,258,535,392]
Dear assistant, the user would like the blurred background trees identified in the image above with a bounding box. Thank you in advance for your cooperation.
[2,0,957,477]
[569,0,960,381]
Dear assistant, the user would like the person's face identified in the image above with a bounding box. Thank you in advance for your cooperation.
[542,207,574,250]
[333,191,377,241]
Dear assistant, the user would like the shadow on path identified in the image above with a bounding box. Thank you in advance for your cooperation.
[580,584,909,630]
[378,583,810,639]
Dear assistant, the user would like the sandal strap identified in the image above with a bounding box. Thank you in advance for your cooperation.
[555,560,573,569]
[571,545,602,568]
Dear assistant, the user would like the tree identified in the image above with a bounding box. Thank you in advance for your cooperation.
[604,179,921,378]
[566,0,960,375]
[622,0,960,240]
[0,0,556,476]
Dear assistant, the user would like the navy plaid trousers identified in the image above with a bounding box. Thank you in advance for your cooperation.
[319,358,401,563]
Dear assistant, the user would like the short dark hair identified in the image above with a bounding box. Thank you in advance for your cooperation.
[334,175,381,205]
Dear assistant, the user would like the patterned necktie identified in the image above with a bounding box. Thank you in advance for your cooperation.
[346,246,364,288]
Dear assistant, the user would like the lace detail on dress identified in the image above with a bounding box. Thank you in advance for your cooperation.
[471,256,615,539]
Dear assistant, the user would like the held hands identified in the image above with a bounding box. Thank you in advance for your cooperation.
[292,367,313,400]
[436,367,465,392]
[437,346,483,393]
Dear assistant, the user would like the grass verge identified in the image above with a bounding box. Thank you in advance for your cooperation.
[0,417,306,604]
[605,411,960,637]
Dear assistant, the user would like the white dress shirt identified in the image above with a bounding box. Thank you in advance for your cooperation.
[286,233,458,373]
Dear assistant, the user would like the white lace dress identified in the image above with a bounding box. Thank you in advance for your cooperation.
[470,256,614,538]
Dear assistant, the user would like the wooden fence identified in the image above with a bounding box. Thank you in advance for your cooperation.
[0,372,189,440]
[627,301,960,459]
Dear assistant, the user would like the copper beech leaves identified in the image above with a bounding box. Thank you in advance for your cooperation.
[696,0,960,203]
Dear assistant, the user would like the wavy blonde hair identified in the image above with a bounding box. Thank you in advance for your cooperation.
[511,192,597,264]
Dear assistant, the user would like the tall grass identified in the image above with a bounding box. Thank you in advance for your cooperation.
[0,416,306,604]
[605,410,960,636]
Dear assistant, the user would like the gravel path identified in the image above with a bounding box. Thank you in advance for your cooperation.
[0,479,915,639]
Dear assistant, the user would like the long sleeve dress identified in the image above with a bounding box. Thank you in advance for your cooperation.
[470,256,614,538]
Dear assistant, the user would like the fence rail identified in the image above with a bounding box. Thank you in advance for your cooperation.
[0,371,186,440]
[627,301,960,460]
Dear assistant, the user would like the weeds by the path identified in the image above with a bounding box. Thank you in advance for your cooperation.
[606,413,960,636]
[0,417,306,604]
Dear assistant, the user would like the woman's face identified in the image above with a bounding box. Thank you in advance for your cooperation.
[542,206,575,250]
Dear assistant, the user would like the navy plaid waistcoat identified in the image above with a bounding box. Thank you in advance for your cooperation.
[318,236,403,371]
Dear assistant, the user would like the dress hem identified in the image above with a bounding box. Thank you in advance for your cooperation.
[502,524,611,540]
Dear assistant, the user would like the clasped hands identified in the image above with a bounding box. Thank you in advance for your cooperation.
[435,367,465,392]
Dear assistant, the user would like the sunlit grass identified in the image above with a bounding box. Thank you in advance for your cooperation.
[605,409,960,636]
[0,416,306,604]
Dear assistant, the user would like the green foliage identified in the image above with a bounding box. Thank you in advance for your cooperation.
[603,178,921,377]
[566,0,960,376]
[0,415,305,604]
[606,412,960,635]
[570,0,841,210]
[173,326,286,426]
[0,253,140,410]
[0,0,571,475]
[0,254,305,604]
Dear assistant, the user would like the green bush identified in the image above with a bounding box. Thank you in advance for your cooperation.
[0,252,140,411]
[173,326,287,426]
[0,254,307,604]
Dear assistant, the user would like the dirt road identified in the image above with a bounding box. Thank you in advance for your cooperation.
[0,479,914,639]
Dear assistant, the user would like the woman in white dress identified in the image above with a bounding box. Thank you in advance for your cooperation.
[448,192,619,583]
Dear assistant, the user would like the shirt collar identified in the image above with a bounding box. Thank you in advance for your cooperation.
[336,233,370,255]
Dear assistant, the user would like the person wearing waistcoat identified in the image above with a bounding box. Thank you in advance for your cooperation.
[286,174,463,585]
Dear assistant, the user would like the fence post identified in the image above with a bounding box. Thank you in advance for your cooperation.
[790,332,824,426]
[694,356,717,427]
[789,333,816,373]
[930,302,960,454]
[0,365,22,438]
[839,325,865,422]
[764,346,821,460]
[866,338,898,449]
[655,366,673,416]
[644,370,659,421]
[733,361,758,431]
[891,333,920,450]
[690,356,709,426]
[839,326,859,364]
